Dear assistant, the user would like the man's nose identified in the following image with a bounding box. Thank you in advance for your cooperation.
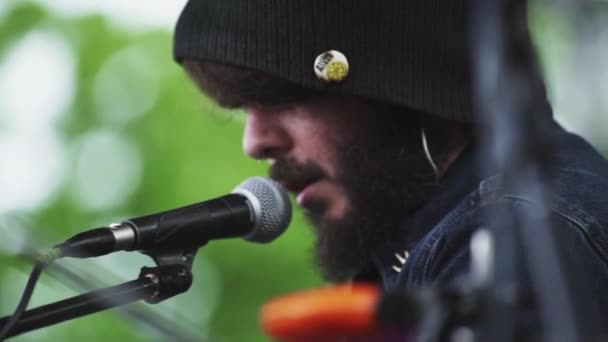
[242,108,292,160]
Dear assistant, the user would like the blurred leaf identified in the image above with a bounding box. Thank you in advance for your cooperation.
[0,3,47,56]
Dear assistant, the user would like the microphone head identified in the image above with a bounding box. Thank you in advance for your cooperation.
[232,177,292,243]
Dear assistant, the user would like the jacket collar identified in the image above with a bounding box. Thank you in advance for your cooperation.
[368,143,486,287]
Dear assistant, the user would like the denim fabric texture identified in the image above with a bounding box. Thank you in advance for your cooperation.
[365,119,608,334]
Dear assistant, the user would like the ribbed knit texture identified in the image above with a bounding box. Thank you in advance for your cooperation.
[174,0,473,121]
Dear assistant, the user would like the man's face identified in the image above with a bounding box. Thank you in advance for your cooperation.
[244,97,357,222]
[243,96,437,282]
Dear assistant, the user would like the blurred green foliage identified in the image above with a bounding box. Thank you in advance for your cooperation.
[0,3,322,341]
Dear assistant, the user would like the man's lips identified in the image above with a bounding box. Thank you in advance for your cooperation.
[295,180,323,208]
[280,177,322,195]
[269,158,326,200]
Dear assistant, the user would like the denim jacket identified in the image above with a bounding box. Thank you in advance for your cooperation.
[365,119,608,334]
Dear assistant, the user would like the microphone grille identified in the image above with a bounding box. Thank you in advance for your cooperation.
[232,177,292,243]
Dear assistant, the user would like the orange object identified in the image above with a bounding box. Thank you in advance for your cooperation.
[259,283,382,342]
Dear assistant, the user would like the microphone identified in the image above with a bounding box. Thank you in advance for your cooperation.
[55,177,291,258]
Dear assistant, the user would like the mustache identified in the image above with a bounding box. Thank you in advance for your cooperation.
[269,158,326,191]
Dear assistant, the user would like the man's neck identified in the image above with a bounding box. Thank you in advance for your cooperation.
[438,141,470,180]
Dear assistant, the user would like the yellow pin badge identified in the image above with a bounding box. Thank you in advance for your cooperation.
[314,50,349,84]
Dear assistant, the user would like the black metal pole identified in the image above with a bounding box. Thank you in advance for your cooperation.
[471,0,587,341]
[41,261,203,342]
[0,277,157,339]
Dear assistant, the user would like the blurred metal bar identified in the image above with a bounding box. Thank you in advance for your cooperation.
[0,277,157,339]
[44,261,205,342]
[13,252,205,342]
[471,0,584,341]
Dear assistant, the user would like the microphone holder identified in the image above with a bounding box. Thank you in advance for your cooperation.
[0,247,198,339]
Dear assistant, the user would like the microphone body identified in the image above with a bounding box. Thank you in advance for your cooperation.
[127,193,253,250]
[57,177,291,258]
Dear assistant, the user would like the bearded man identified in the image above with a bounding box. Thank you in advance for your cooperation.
[172,0,608,336]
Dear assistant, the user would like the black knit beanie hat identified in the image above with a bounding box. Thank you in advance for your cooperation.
[173,0,474,121]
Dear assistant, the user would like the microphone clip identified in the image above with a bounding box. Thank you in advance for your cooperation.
[138,246,201,304]
[139,264,193,304]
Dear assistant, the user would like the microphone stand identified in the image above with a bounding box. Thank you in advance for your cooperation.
[409,0,598,341]
[0,248,197,339]
[470,0,596,340]
[40,258,203,341]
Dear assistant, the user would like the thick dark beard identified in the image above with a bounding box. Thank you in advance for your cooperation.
[311,114,439,283]
[270,111,440,283]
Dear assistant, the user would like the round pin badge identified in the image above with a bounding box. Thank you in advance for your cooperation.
[314,50,349,84]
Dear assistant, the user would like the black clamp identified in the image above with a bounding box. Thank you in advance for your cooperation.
[137,246,201,304]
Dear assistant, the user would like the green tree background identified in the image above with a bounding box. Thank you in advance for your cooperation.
[0,1,606,341]
[0,3,321,341]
